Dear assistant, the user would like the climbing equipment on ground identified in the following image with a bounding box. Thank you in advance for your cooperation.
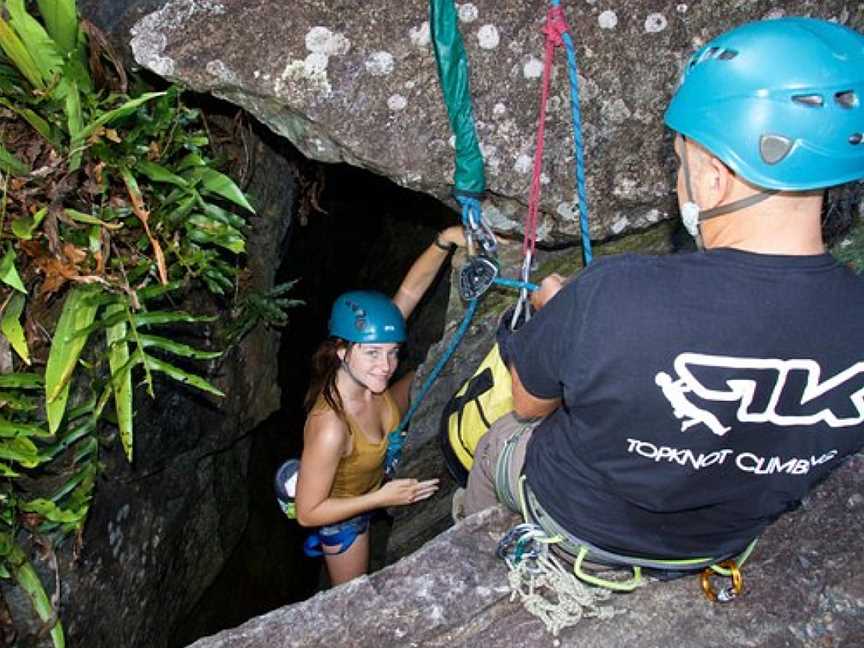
[329,290,407,344]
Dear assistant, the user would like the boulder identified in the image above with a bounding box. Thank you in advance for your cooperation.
[129,0,862,243]
[185,456,864,648]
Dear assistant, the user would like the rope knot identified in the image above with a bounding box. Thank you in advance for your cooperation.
[543,6,569,47]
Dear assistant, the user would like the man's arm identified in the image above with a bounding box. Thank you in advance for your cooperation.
[511,363,561,418]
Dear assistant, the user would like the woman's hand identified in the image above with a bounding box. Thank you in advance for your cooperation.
[437,225,467,249]
[377,478,440,507]
[530,273,565,310]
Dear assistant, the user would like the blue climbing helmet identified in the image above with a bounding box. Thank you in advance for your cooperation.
[328,290,406,343]
[664,17,864,191]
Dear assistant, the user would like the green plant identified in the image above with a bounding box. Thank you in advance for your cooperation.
[0,1,290,643]
[225,280,303,347]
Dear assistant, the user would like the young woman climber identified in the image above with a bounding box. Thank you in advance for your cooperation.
[295,225,466,585]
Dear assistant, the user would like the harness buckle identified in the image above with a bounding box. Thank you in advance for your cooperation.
[700,560,743,603]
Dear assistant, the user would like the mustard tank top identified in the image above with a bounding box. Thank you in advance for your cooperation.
[315,390,400,499]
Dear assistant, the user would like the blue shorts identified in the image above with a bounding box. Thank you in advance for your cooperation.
[304,513,371,557]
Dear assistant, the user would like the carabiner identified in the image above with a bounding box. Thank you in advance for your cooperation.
[700,560,743,603]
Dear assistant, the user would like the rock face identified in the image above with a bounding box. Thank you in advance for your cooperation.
[129,0,862,243]
[186,456,864,648]
[0,116,300,647]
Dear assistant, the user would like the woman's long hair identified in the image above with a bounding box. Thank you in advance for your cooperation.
[304,338,351,421]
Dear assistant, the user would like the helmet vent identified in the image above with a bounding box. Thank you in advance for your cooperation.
[717,49,738,60]
[835,90,858,109]
[850,133,863,145]
[792,94,824,107]
[759,135,793,165]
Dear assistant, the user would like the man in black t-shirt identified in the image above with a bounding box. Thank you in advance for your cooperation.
[463,18,864,567]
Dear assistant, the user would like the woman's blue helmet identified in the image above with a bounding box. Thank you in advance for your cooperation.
[328,290,406,343]
[664,18,864,191]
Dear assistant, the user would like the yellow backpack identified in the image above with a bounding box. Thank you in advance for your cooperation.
[439,343,514,486]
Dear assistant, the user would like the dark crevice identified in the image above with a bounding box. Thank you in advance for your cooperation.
[170,160,459,646]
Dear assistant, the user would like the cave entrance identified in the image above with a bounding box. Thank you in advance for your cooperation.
[172,159,460,645]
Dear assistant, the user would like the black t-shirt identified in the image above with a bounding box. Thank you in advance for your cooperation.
[513,248,864,559]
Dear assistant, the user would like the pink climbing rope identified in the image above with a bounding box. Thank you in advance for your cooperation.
[523,6,570,259]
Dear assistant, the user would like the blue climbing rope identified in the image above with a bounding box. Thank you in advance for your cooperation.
[385,0,591,474]
[386,297,478,474]
[551,0,593,265]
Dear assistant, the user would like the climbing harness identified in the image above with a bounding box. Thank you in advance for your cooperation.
[302,513,370,558]
[274,459,370,557]
[500,470,757,628]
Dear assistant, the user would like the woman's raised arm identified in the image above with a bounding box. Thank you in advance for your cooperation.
[391,225,466,320]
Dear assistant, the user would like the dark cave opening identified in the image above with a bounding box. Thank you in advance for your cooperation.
[171,160,460,646]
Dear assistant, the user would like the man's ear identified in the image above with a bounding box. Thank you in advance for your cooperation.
[336,346,347,362]
[703,154,733,209]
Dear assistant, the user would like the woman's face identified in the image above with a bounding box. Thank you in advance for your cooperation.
[344,343,400,392]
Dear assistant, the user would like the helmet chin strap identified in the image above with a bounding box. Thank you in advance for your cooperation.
[679,137,777,247]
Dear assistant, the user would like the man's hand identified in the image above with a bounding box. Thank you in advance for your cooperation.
[531,273,565,310]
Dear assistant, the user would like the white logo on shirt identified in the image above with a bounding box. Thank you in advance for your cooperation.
[655,353,864,435]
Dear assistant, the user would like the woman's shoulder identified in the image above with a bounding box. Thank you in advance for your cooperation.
[305,407,351,452]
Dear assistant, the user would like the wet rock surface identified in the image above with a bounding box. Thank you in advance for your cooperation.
[129,0,863,243]
[187,456,864,648]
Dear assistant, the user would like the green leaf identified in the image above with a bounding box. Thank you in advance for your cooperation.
[1,292,30,364]
[0,390,38,411]
[11,206,47,240]
[198,198,246,229]
[0,248,27,293]
[20,498,83,524]
[6,0,63,83]
[0,436,40,467]
[73,309,216,338]
[63,208,122,230]
[38,417,94,461]
[136,160,189,188]
[7,544,65,648]
[0,415,50,439]
[0,373,42,389]
[63,78,83,170]
[135,281,184,303]
[48,461,94,502]
[187,214,246,254]
[0,97,58,147]
[79,91,166,140]
[36,0,79,54]
[0,143,29,176]
[134,333,221,360]
[139,351,224,397]
[0,16,45,89]
[45,287,99,434]
[104,303,133,462]
[190,168,255,213]
[176,151,207,171]
[0,461,20,478]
